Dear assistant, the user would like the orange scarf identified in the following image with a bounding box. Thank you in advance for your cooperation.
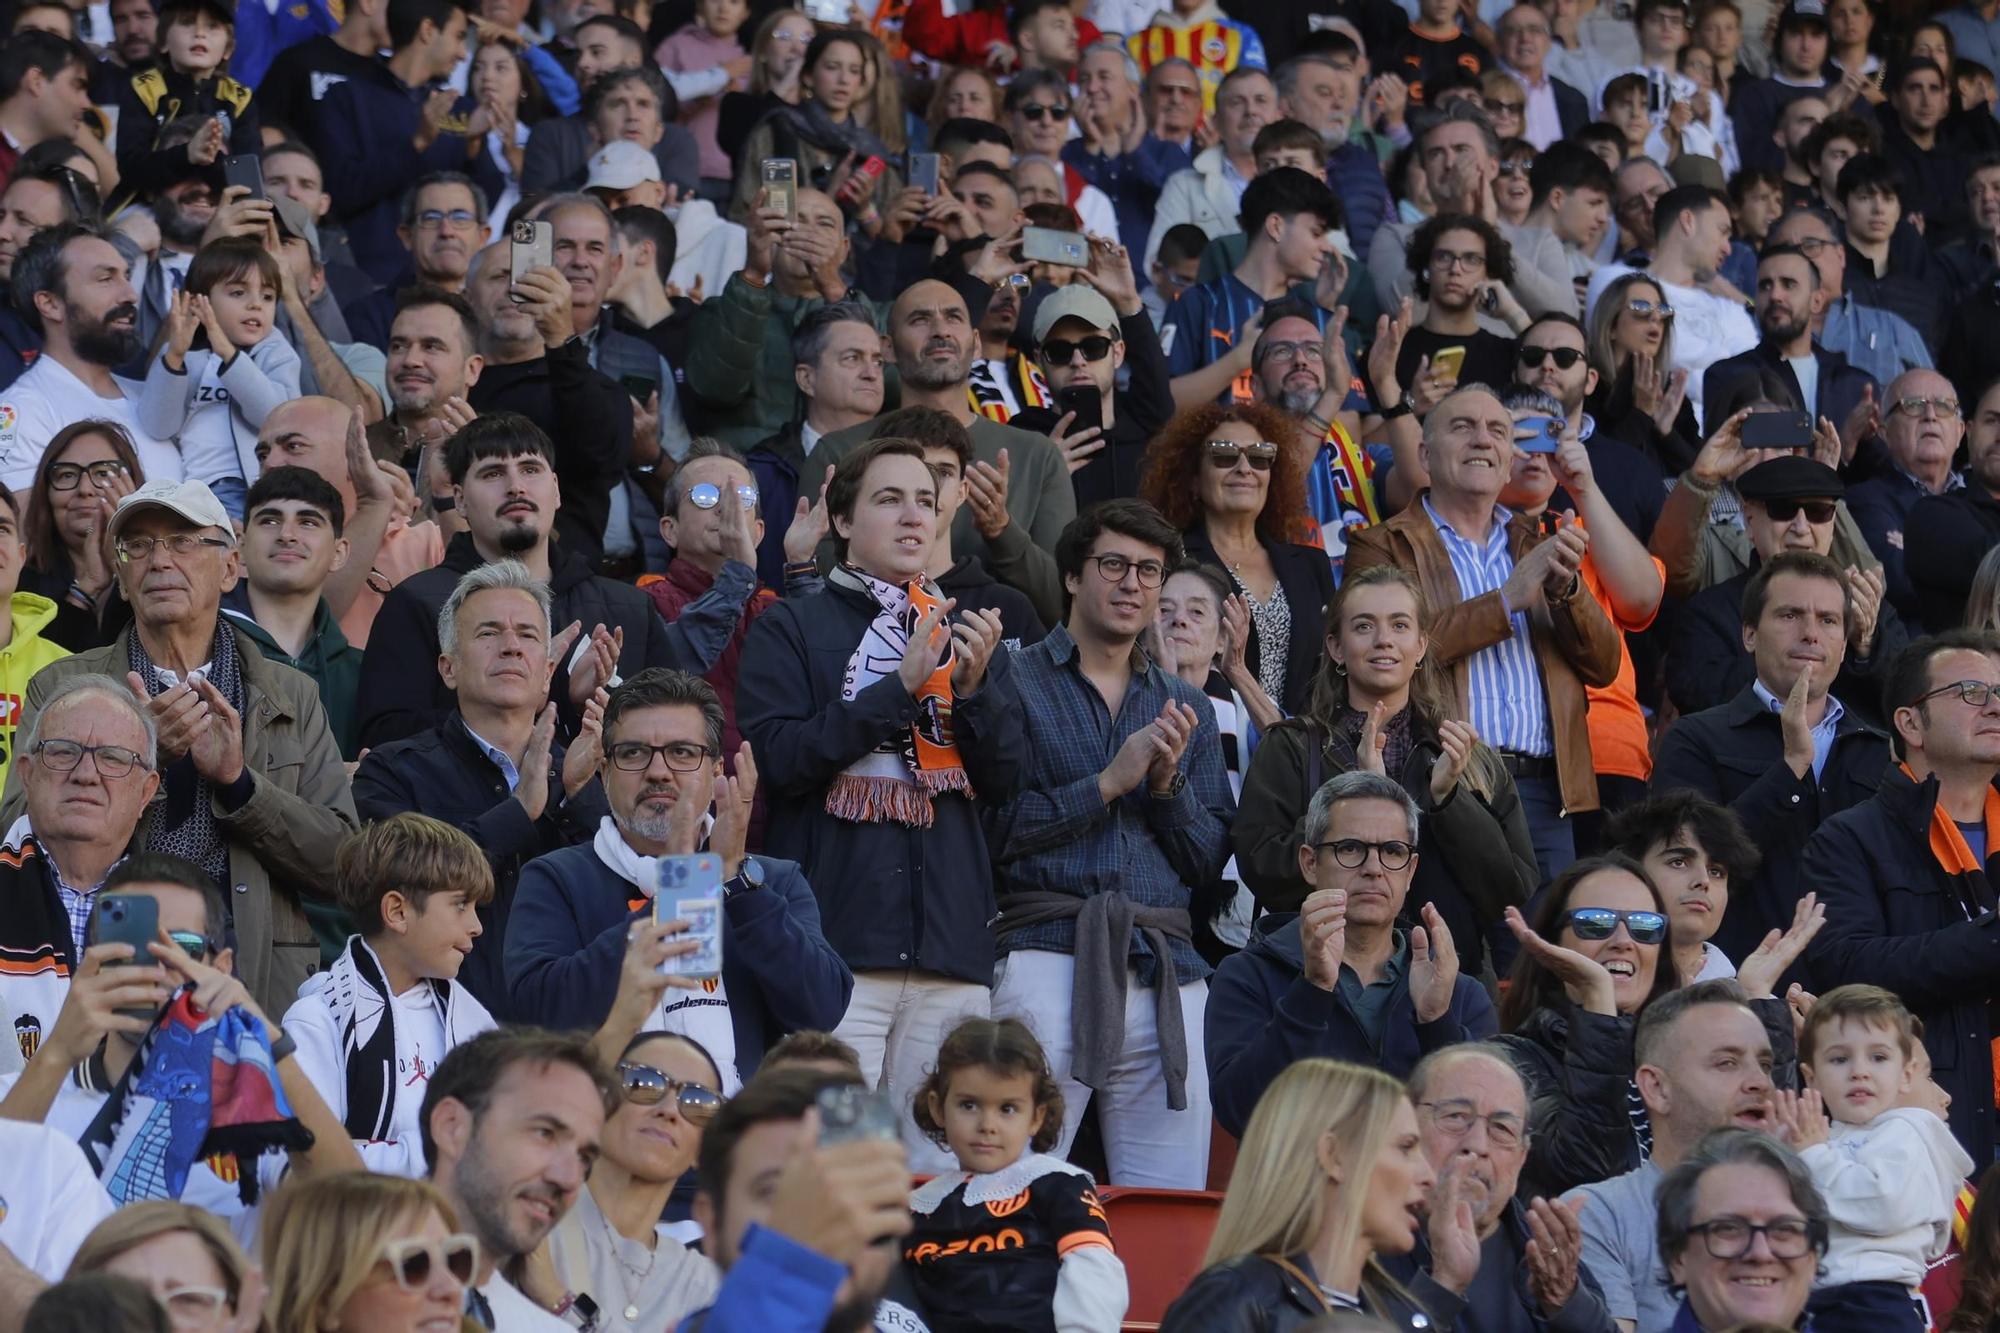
[1901,762,2000,1109]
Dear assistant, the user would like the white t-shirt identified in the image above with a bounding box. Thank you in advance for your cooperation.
[481,1271,572,1331]
[1788,353,1820,422]
[0,1116,113,1280]
[1585,264,1758,431]
[0,354,182,491]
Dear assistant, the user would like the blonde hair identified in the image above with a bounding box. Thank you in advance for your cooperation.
[1204,1059,1409,1270]
[67,1202,263,1332]
[262,1175,461,1333]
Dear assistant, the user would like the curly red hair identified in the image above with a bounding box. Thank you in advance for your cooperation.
[1138,401,1311,544]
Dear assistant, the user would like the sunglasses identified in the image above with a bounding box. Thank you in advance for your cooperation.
[1206,440,1278,471]
[1517,345,1585,369]
[1496,159,1532,175]
[1018,103,1070,121]
[1564,907,1668,944]
[378,1234,479,1291]
[1763,499,1837,523]
[618,1060,725,1124]
[1042,335,1113,363]
[689,482,757,511]
[1626,298,1675,319]
[167,930,212,962]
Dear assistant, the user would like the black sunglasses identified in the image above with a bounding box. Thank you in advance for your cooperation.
[1565,907,1668,944]
[1763,499,1837,524]
[1019,103,1070,121]
[1517,345,1585,369]
[1042,335,1113,363]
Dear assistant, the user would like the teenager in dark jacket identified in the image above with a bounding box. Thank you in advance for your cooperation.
[1233,566,1538,978]
[507,670,851,1090]
[353,413,744,748]
[736,436,1027,1166]
[1805,629,2000,1165]
[1496,855,1806,1201]
[1207,770,1498,1139]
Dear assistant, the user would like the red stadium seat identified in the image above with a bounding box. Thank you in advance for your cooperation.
[1096,1187,1225,1332]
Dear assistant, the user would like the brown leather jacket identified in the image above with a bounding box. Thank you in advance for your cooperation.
[1346,499,1624,814]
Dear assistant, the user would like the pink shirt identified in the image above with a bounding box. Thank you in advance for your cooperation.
[655,25,748,182]
[338,518,445,650]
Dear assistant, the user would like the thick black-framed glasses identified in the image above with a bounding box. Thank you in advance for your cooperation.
[30,739,150,777]
[1313,838,1415,869]
[606,741,716,772]
[1082,553,1166,587]
[1684,1216,1818,1260]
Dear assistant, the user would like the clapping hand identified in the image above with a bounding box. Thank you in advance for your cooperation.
[1734,893,1826,1000]
[1505,904,1617,1014]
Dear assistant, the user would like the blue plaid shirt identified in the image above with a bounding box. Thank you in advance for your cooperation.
[988,625,1235,984]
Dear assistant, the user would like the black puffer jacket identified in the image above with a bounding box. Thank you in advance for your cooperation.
[1162,1255,1457,1333]
[1495,997,1798,1200]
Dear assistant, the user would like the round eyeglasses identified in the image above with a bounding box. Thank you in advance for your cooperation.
[1312,838,1415,869]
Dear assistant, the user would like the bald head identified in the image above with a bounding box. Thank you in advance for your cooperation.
[258,396,362,502]
[1883,367,1963,487]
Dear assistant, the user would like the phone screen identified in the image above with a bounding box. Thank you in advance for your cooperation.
[761,159,799,220]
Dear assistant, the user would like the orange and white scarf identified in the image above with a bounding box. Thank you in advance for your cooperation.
[826,567,972,826]
[1902,762,2000,1110]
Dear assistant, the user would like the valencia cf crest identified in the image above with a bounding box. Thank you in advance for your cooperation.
[1201,35,1226,61]
[701,976,720,994]
[13,1013,39,1061]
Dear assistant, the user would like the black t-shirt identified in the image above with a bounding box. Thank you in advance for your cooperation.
[905,1161,1117,1333]
[256,34,386,138]
[1396,325,1518,398]
[1392,27,1491,105]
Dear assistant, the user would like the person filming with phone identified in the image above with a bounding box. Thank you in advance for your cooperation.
[507,667,850,1094]
[1398,213,1530,420]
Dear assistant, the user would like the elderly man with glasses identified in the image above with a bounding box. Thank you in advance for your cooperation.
[1380,1042,1618,1333]
[1207,770,1495,1139]
[508,667,850,1096]
[0,478,357,1019]
[1844,370,1966,627]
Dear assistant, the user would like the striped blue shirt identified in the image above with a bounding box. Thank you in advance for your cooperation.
[1423,496,1554,758]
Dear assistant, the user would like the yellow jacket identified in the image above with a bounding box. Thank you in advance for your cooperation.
[0,594,69,791]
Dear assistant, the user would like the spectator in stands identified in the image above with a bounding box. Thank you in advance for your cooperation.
[1525,145,1616,308]
[1881,58,1970,243]
[1806,630,2000,1164]
[1270,50,1393,257]
[1208,770,1496,1137]
[1497,5,1591,149]
[1652,549,1888,967]
[5,478,355,1016]
[1568,980,1794,1333]
[1602,791,1770,984]
[728,31,899,224]
[737,438,1022,1162]
[1381,1043,1617,1333]
[510,668,850,1087]
[1835,154,1952,355]
[369,288,486,471]
[1846,372,1969,627]
[66,1200,262,1331]
[342,174,494,353]
[1654,1130,1828,1333]
[986,499,1230,1187]
[1144,66,1279,272]
[220,467,364,759]
[0,34,92,200]
[262,1174,475,1333]
[1907,380,2000,632]
[0,224,175,493]
[1767,207,1933,390]
[1347,383,1622,880]
[1159,1059,1449,1332]
[526,20,698,198]
[285,814,498,1175]
[354,412,740,748]
[420,1028,617,1325]
[17,422,141,654]
[1068,41,1187,262]
[0,164,98,393]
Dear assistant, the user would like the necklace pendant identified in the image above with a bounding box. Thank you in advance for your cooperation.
[624,1304,641,1322]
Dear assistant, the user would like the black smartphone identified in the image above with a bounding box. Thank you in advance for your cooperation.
[222,153,265,201]
[618,373,657,401]
[1741,409,1814,451]
[1054,384,1102,435]
[94,894,160,1020]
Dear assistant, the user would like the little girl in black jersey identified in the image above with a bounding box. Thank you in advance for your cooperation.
[904,1018,1129,1332]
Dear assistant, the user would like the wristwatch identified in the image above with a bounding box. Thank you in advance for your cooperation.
[722,858,767,898]
[1150,771,1188,800]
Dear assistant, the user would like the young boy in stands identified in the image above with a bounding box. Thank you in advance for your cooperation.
[114,0,260,200]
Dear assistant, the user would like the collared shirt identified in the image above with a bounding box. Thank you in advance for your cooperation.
[48,853,108,966]
[994,624,1234,984]
[1752,679,1847,781]
[1820,293,1934,387]
[1503,62,1563,150]
[1422,496,1553,757]
[462,723,522,793]
[1336,932,1410,1047]
[800,419,824,459]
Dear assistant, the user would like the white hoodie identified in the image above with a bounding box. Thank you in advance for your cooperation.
[1801,1106,1974,1289]
[667,199,748,303]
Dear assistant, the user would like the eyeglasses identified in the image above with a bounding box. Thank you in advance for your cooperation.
[1496,160,1531,176]
[1042,335,1113,363]
[1429,249,1487,273]
[1685,1217,1818,1260]
[48,460,128,491]
[1914,679,2000,709]
[1518,345,1586,369]
[1762,499,1838,524]
[1564,906,1668,943]
[1019,102,1070,121]
[1207,440,1279,471]
[1418,1099,1526,1149]
[166,929,212,962]
[618,1060,726,1124]
[30,739,150,778]
[114,533,232,563]
[1891,395,1961,419]
[1312,838,1416,869]
[417,208,479,230]
[1499,22,1551,37]
[378,1233,479,1291]
[688,481,757,511]
[1489,101,1527,116]
[606,740,717,772]
[158,1287,230,1329]
[1258,340,1321,366]
[1790,235,1836,256]
[1626,298,1675,319]
[1083,552,1167,587]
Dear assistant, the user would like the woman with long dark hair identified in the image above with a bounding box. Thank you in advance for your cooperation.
[1233,565,1536,979]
